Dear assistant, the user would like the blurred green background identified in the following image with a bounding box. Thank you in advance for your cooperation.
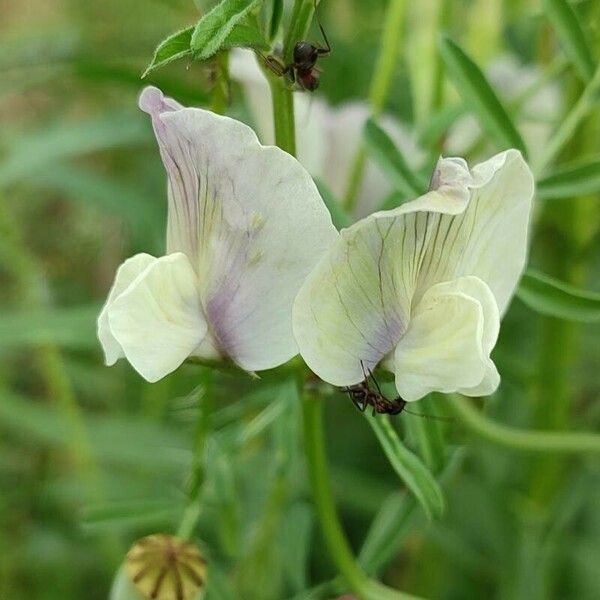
[1,0,599,599]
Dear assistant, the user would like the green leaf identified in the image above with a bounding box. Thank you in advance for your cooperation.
[269,0,284,41]
[363,118,427,197]
[221,22,269,51]
[542,0,595,82]
[365,413,445,520]
[143,18,269,77]
[517,269,600,322]
[438,35,527,157]
[358,492,418,575]
[314,177,352,229]
[191,0,263,61]
[537,155,600,200]
[142,26,194,78]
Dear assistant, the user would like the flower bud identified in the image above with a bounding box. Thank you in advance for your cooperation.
[110,534,207,600]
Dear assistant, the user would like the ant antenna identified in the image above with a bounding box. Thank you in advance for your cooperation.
[402,408,454,423]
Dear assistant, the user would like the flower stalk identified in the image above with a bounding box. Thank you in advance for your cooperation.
[448,394,600,454]
[302,394,421,600]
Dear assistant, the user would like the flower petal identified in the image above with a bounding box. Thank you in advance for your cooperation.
[107,253,207,382]
[393,276,500,401]
[413,149,534,314]
[141,87,338,371]
[97,253,156,366]
[292,156,478,387]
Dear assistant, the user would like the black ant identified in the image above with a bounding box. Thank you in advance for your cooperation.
[342,362,453,421]
[263,0,331,91]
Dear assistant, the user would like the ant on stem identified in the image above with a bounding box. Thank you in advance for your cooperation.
[342,361,453,422]
[263,0,331,91]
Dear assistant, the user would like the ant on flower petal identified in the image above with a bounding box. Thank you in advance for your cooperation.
[342,361,453,422]
[263,0,331,91]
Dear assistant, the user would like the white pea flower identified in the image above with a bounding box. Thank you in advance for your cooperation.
[293,150,534,401]
[230,49,424,216]
[98,86,338,382]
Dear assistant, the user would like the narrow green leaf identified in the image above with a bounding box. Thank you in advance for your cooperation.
[517,269,600,322]
[542,0,595,82]
[364,118,426,197]
[314,178,352,229]
[358,492,417,574]
[537,155,600,199]
[269,0,284,41]
[438,35,527,156]
[191,0,262,61]
[142,26,194,78]
[365,413,444,520]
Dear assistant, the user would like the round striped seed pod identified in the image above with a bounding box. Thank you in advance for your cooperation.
[111,534,207,600]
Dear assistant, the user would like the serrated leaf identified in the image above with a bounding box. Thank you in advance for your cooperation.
[142,26,194,78]
[191,0,262,61]
[542,0,595,82]
[365,413,444,521]
[537,156,600,199]
[439,35,527,157]
[517,269,600,322]
[364,118,427,197]
[221,22,269,51]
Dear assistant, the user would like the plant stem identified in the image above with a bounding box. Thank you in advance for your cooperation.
[177,374,213,540]
[535,61,600,174]
[302,394,422,600]
[343,0,407,211]
[448,395,600,454]
[268,75,296,155]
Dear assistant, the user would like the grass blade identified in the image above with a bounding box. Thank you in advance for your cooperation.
[537,155,600,199]
[438,35,527,156]
[542,0,595,82]
[364,118,427,197]
[517,269,600,322]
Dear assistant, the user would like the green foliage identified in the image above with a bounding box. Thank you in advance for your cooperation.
[142,26,195,78]
[438,35,527,156]
[517,269,600,322]
[542,0,596,82]
[191,0,265,60]
[365,414,445,521]
[537,155,600,200]
[363,118,427,197]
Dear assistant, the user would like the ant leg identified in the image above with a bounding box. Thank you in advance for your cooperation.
[314,0,331,55]
[368,368,384,396]
[261,54,290,77]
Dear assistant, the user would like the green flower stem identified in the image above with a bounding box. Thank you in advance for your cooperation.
[535,61,600,175]
[302,394,422,600]
[268,0,322,156]
[177,373,213,540]
[268,75,296,156]
[343,0,407,211]
[448,394,600,454]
